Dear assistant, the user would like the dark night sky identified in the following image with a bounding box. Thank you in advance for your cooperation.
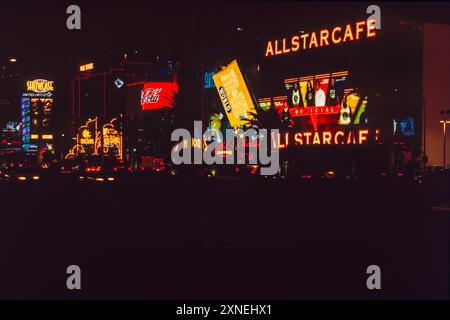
[2,1,450,71]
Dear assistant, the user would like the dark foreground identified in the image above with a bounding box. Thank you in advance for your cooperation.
[0,174,448,299]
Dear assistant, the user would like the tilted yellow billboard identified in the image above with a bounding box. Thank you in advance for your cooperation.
[213,60,257,128]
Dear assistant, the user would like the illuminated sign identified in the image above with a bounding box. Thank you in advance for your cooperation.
[265,19,377,57]
[140,81,178,110]
[80,129,94,145]
[273,96,288,111]
[400,117,415,136]
[114,78,124,88]
[26,79,54,93]
[266,71,368,130]
[275,129,380,148]
[257,98,272,111]
[102,117,123,159]
[204,71,215,89]
[127,81,146,87]
[213,60,257,128]
[5,121,20,132]
[66,116,122,159]
[290,106,340,117]
[21,98,31,150]
[79,63,94,72]
[78,117,99,156]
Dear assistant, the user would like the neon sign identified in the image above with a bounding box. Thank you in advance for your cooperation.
[66,116,123,159]
[275,129,380,148]
[204,71,215,89]
[289,106,340,117]
[140,81,178,110]
[265,19,377,57]
[21,98,31,150]
[114,78,124,89]
[26,79,54,93]
[79,63,94,72]
[102,117,123,160]
[400,117,415,136]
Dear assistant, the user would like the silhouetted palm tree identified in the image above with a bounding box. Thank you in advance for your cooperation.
[241,105,283,130]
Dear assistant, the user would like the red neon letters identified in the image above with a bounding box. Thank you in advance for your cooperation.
[276,129,375,148]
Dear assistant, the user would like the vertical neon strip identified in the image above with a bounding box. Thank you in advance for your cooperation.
[72,80,75,137]
[78,79,81,118]
[103,74,106,119]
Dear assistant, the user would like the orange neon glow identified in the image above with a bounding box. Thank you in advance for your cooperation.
[359,129,369,144]
[291,36,300,52]
[355,21,366,40]
[265,41,273,56]
[334,131,344,144]
[276,129,379,147]
[303,132,312,145]
[332,26,342,44]
[346,131,356,144]
[309,32,318,49]
[312,132,321,144]
[367,19,377,38]
[320,29,330,46]
[264,20,376,57]
[65,115,123,160]
[300,34,309,49]
[343,24,354,42]
[294,132,303,145]
[274,40,282,55]
[323,131,332,144]
[282,38,290,53]
[277,132,289,149]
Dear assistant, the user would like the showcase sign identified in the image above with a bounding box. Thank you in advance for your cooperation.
[265,19,377,57]
[26,79,54,93]
[24,79,54,97]
[213,60,257,128]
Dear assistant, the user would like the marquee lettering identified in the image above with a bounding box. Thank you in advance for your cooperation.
[265,19,377,57]
[276,129,379,147]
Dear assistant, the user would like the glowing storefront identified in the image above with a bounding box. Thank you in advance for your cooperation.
[21,79,55,155]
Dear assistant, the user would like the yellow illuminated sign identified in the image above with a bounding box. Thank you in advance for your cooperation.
[102,117,123,159]
[80,129,94,145]
[78,117,98,151]
[31,134,39,139]
[80,63,94,72]
[213,60,257,128]
[66,116,123,160]
[42,134,53,139]
[26,79,54,93]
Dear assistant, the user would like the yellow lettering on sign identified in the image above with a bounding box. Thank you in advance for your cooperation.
[26,79,54,93]
[213,60,257,128]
